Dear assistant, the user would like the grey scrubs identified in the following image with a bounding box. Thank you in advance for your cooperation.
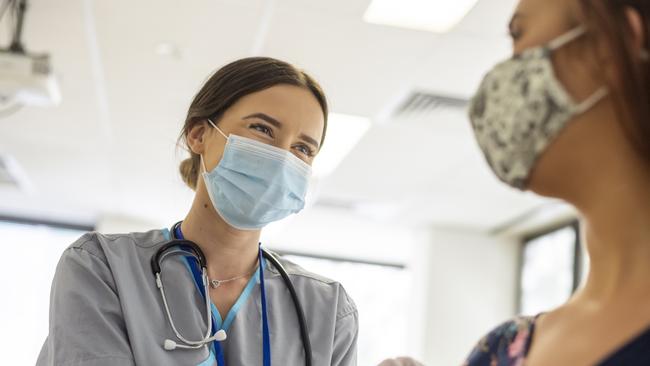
[36,229,358,366]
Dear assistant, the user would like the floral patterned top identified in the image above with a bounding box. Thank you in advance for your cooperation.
[464,316,650,366]
[464,316,535,366]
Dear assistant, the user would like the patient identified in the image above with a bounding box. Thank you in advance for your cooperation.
[464,0,650,365]
[381,0,650,364]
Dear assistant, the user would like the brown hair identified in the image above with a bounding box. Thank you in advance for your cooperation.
[178,57,328,189]
[579,0,650,160]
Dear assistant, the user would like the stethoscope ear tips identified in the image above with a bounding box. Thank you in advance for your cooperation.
[164,339,177,351]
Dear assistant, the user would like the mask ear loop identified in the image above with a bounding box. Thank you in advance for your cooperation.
[574,87,609,114]
[200,154,208,174]
[548,26,587,51]
[200,119,230,175]
[207,118,229,140]
[546,26,610,114]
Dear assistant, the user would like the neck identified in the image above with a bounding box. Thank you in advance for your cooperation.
[573,159,650,303]
[180,187,261,280]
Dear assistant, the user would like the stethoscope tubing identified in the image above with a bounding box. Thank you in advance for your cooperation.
[151,223,313,366]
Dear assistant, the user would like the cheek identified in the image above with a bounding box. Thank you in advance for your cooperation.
[203,139,227,171]
[527,110,597,195]
[552,46,603,102]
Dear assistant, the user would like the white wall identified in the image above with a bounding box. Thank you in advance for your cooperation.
[95,213,161,233]
[421,229,519,365]
[262,207,432,362]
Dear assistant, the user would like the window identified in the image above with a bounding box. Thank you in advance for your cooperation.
[519,222,582,315]
[0,217,92,365]
[279,251,412,366]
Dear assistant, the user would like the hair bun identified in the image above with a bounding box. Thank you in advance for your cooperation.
[179,156,199,190]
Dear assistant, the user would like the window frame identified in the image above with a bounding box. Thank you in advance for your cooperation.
[0,214,94,232]
[517,220,582,313]
[271,248,406,270]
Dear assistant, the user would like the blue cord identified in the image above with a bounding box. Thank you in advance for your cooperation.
[258,245,271,366]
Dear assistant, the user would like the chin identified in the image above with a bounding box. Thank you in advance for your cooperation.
[527,181,561,199]
[526,168,572,201]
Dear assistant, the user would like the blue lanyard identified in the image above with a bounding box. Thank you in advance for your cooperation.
[174,224,271,366]
[258,246,271,366]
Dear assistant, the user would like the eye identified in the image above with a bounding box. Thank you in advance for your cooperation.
[509,29,522,41]
[508,22,523,41]
[294,144,315,157]
[250,123,273,137]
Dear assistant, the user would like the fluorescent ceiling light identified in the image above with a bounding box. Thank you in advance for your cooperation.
[363,0,479,33]
[313,113,371,177]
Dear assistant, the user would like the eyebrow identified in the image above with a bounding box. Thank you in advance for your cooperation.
[243,113,283,128]
[299,133,320,150]
[243,113,321,150]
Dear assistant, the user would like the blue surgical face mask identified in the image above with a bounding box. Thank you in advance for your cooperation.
[201,119,312,230]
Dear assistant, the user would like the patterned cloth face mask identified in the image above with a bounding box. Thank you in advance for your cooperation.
[468,26,609,189]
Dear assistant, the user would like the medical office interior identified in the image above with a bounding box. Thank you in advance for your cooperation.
[0,0,589,365]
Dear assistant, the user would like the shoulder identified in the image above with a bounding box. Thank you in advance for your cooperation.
[464,316,535,366]
[63,229,168,259]
[266,252,357,322]
[68,230,168,256]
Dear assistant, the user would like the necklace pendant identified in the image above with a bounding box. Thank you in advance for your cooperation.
[209,280,221,289]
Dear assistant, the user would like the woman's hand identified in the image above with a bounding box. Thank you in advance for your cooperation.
[377,357,425,366]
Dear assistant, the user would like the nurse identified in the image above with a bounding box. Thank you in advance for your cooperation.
[37,57,358,366]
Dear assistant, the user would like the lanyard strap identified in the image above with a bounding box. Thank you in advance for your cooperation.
[174,223,271,366]
[258,246,271,366]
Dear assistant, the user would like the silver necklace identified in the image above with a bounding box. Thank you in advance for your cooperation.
[208,261,258,289]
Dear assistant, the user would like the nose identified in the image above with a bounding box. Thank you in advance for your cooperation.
[272,136,294,153]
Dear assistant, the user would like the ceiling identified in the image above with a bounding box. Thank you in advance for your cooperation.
[0,0,552,233]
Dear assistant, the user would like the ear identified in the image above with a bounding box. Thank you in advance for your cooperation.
[625,6,647,59]
[186,120,210,155]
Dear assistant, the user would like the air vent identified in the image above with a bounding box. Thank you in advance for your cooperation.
[390,90,469,121]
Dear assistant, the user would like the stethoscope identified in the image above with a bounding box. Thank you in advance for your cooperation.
[151,222,312,366]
